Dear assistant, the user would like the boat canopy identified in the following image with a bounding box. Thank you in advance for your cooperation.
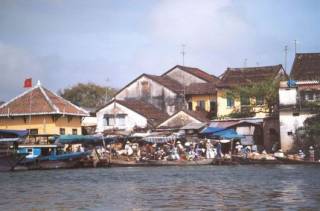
[55,135,115,145]
[0,129,29,138]
[201,127,244,140]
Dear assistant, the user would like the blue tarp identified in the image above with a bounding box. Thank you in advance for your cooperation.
[0,129,29,138]
[201,127,244,139]
[55,135,115,145]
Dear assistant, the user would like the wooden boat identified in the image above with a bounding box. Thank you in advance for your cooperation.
[275,157,320,165]
[16,144,89,170]
[0,130,29,171]
[108,158,214,167]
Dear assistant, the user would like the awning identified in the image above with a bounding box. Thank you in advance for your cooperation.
[201,127,244,139]
[0,129,29,138]
[55,135,115,145]
[143,135,179,144]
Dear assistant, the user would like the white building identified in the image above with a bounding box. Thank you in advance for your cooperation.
[96,99,168,133]
[279,80,320,152]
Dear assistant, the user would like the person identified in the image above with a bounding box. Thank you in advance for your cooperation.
[235,142,243,154]
[170,143,180,160]
[298,150,305,160]
[216,141,222,159]
[309,146,315,162]
[124,141,133,156]
[205,140,215,159]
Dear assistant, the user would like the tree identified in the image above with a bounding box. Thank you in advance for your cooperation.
[59,83,117,109]
[226,79,280,116]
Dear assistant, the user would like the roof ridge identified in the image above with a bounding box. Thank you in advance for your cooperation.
[39,86,59,113]
[0,85,39,110]
[228,64,282,70]
[44,87,89,115]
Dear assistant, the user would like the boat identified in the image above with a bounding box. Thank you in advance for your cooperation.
[275,157,320,164]
[108,158,214,167]
[0,130,29,171]
[16,144,90,170]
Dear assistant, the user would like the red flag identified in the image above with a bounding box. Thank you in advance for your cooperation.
[24,78,32,88]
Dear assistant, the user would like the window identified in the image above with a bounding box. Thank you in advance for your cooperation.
[188,102,193,110]
[60,128,65,135]
[197,100,205,111]
[210,101,217,112]
[72,129,77,135]
[116,114,126,126]
[241,95,250,106]
[28,129,38,135]
[256,96,264,106]
[227,96,234,107]
[104,114,115,126]
[305,92,314,101]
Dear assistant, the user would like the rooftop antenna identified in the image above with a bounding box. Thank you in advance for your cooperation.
[105,77,110,104]
[181,44,186,66]
[284,45,288,71]
[294,40,299,54]
[244,58,248,67]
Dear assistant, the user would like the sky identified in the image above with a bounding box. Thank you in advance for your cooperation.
[0,0,320,101]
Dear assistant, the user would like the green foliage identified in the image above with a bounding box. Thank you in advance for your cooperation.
[226,79,280,115]
[59,83,117,109]
[301,100,320,113]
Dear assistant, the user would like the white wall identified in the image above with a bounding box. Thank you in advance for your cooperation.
[164,67,207,85]
[279,111,314,152]
[279,88,297,105]
[96,102,147,133]
[116,75,180,115]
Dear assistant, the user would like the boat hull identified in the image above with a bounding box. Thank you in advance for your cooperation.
[108,158,214,167]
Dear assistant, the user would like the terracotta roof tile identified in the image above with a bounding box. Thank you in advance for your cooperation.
[0,85,88,117]
[218,64,286,87]
[185,83,217,95]
[291,53,320,80]
[163,65,220,83]
[144,74,184,94]
[116,99,169,126]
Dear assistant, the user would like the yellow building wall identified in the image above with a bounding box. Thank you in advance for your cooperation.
[217,89,269,118]
[0,115,82,135]
[190,95,216,112]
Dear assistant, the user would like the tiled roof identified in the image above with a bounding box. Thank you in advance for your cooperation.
[163,65,220,83]
[183,110,211,122]
[291,53,320,80]
[218,64,286,87]
[116,99,169,126]
[0,83,89,117]
[144,74,184,94]
[185,83,217,95]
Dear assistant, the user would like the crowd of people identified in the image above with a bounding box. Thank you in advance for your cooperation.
[100,139,226,161]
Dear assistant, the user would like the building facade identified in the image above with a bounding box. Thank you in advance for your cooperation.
[0,82,88,135]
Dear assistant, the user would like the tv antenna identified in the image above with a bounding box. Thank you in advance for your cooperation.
[181,44,186,66]
[284,45,288,71]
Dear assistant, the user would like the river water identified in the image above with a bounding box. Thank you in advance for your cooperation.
[0,165,320,210]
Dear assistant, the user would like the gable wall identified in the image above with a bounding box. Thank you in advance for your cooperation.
[158,111,201,128]
[96,102,147,132]
[115,76,184,115]
[165,67,207,85]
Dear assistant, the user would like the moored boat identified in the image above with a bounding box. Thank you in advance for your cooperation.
[16,144,90,170]
[0,130,29,171]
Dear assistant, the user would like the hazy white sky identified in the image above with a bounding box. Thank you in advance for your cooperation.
[1,0,320,101]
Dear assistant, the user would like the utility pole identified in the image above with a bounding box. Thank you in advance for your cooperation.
[284,45,288,71]
[181,44,186,66]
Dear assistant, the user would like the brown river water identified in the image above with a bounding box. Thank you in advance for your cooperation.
[0,165,320,210]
